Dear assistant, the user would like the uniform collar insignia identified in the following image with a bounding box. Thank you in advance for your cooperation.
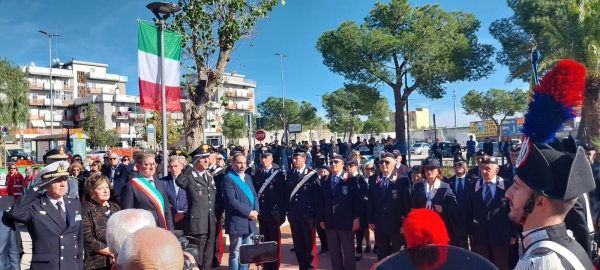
[522,228,550,250]
[497,177,505,190]
[475,179,482,193]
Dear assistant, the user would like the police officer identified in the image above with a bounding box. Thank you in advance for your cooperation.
[444,155,477,249]
[11,161,84,270]
[465,155,517,270]
[506,141,595,269]
[251,146,286,270]
[207,146,226,268]
[287,147,320,270]
[317,154,361,270]
[176,144,217,269]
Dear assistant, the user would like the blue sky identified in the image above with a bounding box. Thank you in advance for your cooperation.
[0,0,528,127]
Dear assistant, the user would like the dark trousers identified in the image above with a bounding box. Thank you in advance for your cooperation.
[326,229,356,270]
[374,230,404,261]
[173,216,185,231]
[401,155,407,166]
[189,232,216,270]
[355,229,365,253]
[466,152,475,165]
[212,217,223,266]
[472,244,509,270]
[290,218,316,270]
[259,217,281,270]
[316,222,328,252]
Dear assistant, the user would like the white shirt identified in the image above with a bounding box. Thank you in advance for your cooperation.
[482,177,497,199]
[295,165,306,175]
[193,168,206,179]
[46,194,66,212]
[263,165,273,174]
[236,171,246,182]
[172,174,180,194]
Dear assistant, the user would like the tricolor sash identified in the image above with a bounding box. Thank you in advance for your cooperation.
[129,176,167,229]
[227,171,255,208]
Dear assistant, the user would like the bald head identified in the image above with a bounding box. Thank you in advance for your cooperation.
[115,227,183,270]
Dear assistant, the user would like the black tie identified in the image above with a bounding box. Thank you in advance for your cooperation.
[457,177,464,196]
[56,201,66,223]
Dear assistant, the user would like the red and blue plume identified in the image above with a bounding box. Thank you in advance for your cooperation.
[522,59,585,144]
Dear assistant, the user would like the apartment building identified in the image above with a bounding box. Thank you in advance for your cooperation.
[389,107,430,130]
[20,59,255,149]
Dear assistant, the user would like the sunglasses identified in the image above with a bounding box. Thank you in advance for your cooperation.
[74,158,82,161]
[379,160,392,165]
[365,167,375,171]
[453,162,465,167]
[329,160,342,164]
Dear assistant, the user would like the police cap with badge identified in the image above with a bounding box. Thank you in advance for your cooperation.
[259,146,275,156]
[170,148,189,158]
[189,144,212,163]
[291,146,307,156]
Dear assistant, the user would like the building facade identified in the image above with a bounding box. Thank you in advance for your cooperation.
[19,59,256,151]
[390,107,430,130]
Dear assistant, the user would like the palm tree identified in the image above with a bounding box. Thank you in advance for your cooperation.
[509,0,600,142]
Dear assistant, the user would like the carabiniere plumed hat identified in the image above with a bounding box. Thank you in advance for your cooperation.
[515,59,595,201]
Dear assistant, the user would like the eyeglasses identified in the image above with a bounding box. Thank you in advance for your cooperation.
[74,158,82,161]
[329,160,342,164]
[8,167,16,170]
[110,158,118,160]
[453,162,465,167]
[379,160,392,165]
[141,163,156,167]
[365,167,375,171]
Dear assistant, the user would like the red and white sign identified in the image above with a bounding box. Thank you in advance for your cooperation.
[254,130,266,141]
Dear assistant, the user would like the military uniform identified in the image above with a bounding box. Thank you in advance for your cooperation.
[287,147,320,270]
[251,147,286,270]
[444,155,478,249]
[11,161,84,270]
[175,144,217,269]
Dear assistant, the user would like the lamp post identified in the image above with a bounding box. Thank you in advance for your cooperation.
[453,88,457,127]
[275,53,287,142]
[146,1,181,176]
[39,30,60,135]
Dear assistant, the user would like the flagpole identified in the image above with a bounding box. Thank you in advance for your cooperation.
[159,19,168,176]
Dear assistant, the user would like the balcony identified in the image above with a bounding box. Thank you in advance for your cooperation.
[14,127,83,135]
[87,87,116,95]
[62,100,74,106]
[29,114,43,120]
[28,98,44,105]
[75,113,85,121]
[224,90,254,99]
[116,127,130,133]
[226,103,253,111]
[29,82,44,89]
[44,114,63,122]
[112,111,131,119]
[64,115,75,121]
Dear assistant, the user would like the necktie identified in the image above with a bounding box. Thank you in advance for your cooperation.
[381,177,388,194]
[331,176,339,190]
[149,179,155,188]
[457,177,464,196]
[484,182,493,209]
[56,201,66,222]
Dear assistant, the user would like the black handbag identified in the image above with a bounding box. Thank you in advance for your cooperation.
[239,235,278,265]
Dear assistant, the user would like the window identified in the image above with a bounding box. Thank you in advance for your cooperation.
[211,93,218,102]
[46,94,51,99]
[31,93,38,99]
[64,92,73,100]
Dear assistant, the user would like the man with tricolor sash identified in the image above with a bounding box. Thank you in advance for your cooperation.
[176,144,218,269]
[222,150,259,270]
[251,146,287,270]
[120,153,173,230]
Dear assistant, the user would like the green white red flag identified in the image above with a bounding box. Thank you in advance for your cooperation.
[138,21,181,112]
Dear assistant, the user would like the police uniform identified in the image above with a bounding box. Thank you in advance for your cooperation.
[444,155,477,249]
[349,157,370,257]
[318,154,362,270]
[366,152,412,261]
[287,147,320,270]
[175,144,217,269]
[465,155,517,270]
[207,146,227,268]
[251,146,286,270]
[11,161,84,270]
[467,149,486,178]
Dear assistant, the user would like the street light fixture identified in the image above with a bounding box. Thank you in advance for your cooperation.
[39,30,60,135]
[146,1,181,176]
[275,53,287,143]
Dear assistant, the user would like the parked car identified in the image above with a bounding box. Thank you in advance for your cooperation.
[439,141,458,158]
[410,143,430,155]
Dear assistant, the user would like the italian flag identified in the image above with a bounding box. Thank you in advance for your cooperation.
[138,21,181,112]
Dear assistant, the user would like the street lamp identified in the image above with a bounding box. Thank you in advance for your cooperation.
[275,53,287,143]
[146,1,181,176]
[39,30,60,135]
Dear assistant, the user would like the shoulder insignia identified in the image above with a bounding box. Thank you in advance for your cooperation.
[497,176,505,190]
[516,248,563,270]
[475,179,482,193]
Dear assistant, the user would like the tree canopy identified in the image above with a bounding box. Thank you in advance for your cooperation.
[169,0,283,150]
[257,97,321,140]
[221,112,247,143]
[82,103,120,148]
[461,88,528,139]
[316,0,494,141]
[0,58,29,128]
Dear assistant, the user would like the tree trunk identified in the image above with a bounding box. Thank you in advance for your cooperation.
[577,105,587,143]
[393,84,406,141]
[583,76,600,144]
[183,101,204,151]
[348,118,355,142]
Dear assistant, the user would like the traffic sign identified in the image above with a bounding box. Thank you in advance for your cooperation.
[1,126,7,137]
[254,130,266,141]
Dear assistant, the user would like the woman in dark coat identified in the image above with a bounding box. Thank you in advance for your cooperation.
[410,157,464,246]
[82,174,121,270]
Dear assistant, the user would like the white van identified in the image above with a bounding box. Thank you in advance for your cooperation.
[455,133,476,150]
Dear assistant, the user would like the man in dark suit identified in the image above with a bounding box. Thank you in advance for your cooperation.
[366,152,411,261]
[175,144,217,270]
[287,147,321,270]
[482,137,494,156]
[222,151,260,270]
[251,146,286,270]
[120,153,174,230]
[392,150,411,176]
[465,155,517,270]
[318,154,361,270]
[0,194,19,269]
[467,149,486,178]
[102,152,129,204]
[430,138,444,164]
[11,161,84,270]
[207,146,226,267]
[444,155,477,249]
[161,155,188,231]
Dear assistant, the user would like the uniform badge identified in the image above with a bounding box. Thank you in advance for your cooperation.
[39,211,46,215]
[501,198,508,208]
[392,190,398,199]
[198,190,203,195]
[303,186,307,190]
[270,185,273,189]
[342,186,348,195]
[75,214,82,222]
[192,171,198,178]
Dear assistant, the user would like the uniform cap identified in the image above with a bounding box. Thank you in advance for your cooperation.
[391,150,401,157]
[292,146,307,156]
[480,155,498,165]
[422,157,440,168]
[169,148,189,158]
[475,149,486,156]
[453,155,466,163]
[381,152,394,159]
[189,144,211,158]
[38,160,72,185]
[345,157,358,166]
[44,145,69,163]
[259,146,274,156]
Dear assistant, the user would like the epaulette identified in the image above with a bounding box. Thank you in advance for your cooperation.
[516,248,563,270]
